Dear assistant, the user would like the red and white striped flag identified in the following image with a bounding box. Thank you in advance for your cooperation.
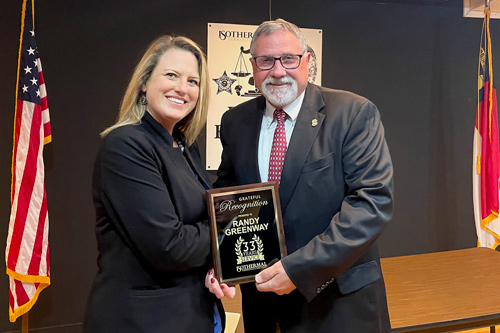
[473,8,500,249]
[6,0,51,322]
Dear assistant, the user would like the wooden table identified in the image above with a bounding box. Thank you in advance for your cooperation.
[381,247,500,333]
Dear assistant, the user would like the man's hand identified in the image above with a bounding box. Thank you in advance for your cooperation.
[205,268,236,299]
[255,260,296,295]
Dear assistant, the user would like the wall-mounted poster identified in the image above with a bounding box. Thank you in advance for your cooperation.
[206,22,322,170]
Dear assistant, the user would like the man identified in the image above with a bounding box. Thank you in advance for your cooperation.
[210,18,393,332]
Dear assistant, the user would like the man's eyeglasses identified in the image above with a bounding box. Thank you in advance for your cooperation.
[252,54,303,70]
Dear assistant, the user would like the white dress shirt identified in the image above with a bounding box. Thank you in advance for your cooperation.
[258,90,306,182]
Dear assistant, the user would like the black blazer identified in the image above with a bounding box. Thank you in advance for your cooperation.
[84,112,224,333]
[216,83,393,332]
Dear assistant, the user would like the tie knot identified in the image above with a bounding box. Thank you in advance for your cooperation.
[274,109,286,123]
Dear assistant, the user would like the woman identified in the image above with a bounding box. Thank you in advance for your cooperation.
[83,35,224,332]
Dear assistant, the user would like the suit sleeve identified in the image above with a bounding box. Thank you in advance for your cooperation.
[97,132,211,272]
[281,100,393,301]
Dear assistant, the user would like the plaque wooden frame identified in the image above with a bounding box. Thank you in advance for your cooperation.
[206,182,287,285]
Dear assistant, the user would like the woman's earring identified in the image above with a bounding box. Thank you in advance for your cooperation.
[140,94,148,105]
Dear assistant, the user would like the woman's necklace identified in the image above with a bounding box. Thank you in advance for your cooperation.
[174,138,185,152]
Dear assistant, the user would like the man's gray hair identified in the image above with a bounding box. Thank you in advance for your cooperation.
[250,18,308,55]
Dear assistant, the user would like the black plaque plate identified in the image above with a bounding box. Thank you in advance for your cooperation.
[206,182,287,285]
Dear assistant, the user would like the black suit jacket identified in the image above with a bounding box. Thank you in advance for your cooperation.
[216,83,393,332]
[84,112,224,333]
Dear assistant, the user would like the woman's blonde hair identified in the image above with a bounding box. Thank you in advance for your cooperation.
[101,35,209,145]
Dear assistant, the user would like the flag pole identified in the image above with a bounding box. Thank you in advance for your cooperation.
[22,312,28,333]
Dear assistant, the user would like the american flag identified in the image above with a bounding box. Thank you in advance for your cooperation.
[473,7,500,249]
[5,0,51,322]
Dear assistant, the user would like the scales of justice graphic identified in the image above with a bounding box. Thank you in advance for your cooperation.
[213,46,261,97]
[231,47,261,97]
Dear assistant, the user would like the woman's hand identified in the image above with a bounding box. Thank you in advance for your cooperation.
[205,268,236,299]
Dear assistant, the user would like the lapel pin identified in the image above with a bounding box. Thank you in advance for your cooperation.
[312,119,318,127]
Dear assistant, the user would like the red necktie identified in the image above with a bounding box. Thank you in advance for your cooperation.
[268,109,287,184]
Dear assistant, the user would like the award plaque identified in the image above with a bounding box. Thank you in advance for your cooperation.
[206,182,287,285]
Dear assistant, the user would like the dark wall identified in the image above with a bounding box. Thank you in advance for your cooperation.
[0,0,493,331]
